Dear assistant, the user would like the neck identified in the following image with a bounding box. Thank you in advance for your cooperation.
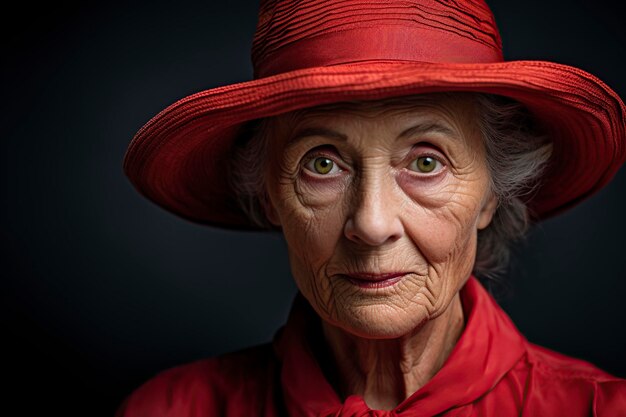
[319,293,465,411]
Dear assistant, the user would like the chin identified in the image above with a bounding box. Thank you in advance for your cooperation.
[331,302,430,340]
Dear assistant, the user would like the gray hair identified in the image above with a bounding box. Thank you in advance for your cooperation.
[229,92,553,279]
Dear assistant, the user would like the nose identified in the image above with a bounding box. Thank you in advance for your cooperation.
[344,175,405,246]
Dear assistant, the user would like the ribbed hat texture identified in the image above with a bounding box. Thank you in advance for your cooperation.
[124,0,625,228]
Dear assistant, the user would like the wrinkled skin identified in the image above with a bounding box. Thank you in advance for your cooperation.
[263,94,498,409]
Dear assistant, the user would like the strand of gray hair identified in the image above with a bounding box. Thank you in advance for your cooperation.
[474,93,552,280]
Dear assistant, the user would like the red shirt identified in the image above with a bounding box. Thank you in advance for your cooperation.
[116,278,625,416]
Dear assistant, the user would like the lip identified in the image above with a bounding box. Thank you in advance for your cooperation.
[343,272,408,289]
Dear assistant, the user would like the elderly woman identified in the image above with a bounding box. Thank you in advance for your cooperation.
[117,0,625,416]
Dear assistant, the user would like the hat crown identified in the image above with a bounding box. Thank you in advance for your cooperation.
[252,0,504,78]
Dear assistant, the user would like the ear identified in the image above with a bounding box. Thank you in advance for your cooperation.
[260,192,282,227]
[477,191,498,230]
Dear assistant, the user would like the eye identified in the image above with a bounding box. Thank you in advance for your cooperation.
[304,156,341,175]
[408,156,443,174]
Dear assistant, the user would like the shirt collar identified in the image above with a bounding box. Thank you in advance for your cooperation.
[273,277,527,417]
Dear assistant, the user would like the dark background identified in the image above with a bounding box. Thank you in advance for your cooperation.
[2,1,625,416]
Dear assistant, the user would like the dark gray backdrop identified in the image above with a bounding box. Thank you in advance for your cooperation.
[2,1,625,416]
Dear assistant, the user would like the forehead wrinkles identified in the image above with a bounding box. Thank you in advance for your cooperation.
[274,93,480,141]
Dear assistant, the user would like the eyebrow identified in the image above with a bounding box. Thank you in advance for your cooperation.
[287,127,348,146]
[398,122,459,141]
[286,121,459,147]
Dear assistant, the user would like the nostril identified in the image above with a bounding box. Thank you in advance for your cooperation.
[344,216,403,246]
[344,180,405,246]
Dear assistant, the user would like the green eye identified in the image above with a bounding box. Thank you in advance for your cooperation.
[411,156,439,173]
[312,157,335,174]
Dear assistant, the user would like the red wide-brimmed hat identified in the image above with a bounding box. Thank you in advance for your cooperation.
[124,0,625,229]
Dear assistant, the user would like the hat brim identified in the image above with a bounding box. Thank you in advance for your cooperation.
[124,60,625,229]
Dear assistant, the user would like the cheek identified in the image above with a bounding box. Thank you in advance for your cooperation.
[274,179,347,279]
[279,196,348,316]
[408,211,477,270]
[399,177,484,266]
[281,168,351,243]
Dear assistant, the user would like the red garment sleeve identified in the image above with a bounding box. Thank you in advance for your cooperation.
[115,359,225,417]
[114,344,279,417]
[594,380,626,417]
[521,344,626,417]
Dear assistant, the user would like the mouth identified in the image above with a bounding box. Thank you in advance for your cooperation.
[343,272,407,289]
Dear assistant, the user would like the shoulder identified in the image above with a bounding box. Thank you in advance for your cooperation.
[115,343,280,417]
[525,342,616,380]
[522,342,626,416]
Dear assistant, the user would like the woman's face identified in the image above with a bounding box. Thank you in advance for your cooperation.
[263,94,497,338]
